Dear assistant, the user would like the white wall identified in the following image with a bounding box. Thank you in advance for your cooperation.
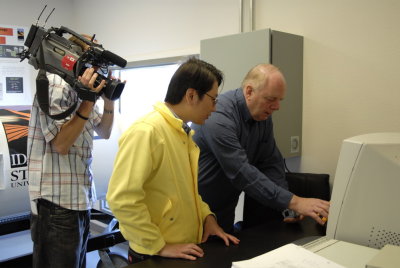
[1,0,239,60]
[0,0,74,29]
[70,0,240,61]
[255,0,400,183]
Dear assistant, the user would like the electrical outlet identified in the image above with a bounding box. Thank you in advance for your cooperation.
[290,136,300,153]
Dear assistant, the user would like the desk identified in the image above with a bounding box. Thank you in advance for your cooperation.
[126,217,326,268]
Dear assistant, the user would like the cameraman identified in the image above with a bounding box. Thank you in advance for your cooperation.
[27,36,118,268]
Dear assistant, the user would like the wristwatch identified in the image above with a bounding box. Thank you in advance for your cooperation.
[282,209,299,219]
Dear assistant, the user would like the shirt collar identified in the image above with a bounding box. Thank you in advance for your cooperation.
[164,103,191,134]
[235,88,255,124]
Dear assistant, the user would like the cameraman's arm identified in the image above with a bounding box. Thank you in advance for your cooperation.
[94,72,124,139]
[52,68,105,154]
[94,98,114,139]
[52,101,95,155]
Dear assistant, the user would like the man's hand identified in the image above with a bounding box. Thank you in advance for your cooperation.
[288,195,330,225]
[158,243,204,261]
[78,67,106,93]
[201,215,240,246]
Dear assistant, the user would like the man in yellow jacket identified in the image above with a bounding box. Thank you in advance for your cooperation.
[106,58,239,264]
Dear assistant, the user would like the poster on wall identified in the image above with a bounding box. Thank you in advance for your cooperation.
[0,106,30,189]
[0,24,33,106]
[0,105,31,220]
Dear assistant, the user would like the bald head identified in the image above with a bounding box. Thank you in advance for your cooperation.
[241,64,285,92]
[242,64,286,121]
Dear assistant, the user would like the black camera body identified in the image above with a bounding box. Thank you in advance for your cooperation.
[21,25,127,101]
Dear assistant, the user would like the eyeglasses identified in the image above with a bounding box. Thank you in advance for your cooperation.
[205,93,218,105]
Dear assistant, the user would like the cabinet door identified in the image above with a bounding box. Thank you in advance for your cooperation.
[200,29,271,94]
[271,30,303,158]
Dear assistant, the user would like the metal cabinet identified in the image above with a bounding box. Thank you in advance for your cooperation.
[200,29,303,158]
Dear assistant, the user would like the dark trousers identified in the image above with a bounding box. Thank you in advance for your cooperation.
[31,199,91,268]
[213,201,238,233]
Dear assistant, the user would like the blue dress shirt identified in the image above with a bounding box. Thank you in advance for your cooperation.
[192,88,293,231]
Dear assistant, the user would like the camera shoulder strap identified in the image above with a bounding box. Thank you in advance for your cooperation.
[36,44,77,120]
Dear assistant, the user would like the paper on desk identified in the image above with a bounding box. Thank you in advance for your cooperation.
[231,243,345,268]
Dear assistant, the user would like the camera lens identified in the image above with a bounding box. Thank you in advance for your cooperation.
[103,80,125,101]
[92,72,125,101]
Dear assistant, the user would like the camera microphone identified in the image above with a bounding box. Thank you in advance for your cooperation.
[102,50,127,68]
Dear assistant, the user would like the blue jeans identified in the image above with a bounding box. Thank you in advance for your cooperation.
[31,199,91,268]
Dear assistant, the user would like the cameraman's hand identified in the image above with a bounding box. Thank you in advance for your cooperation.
[78,67,106,93]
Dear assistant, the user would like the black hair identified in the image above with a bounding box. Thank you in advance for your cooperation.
[164,57,223,104]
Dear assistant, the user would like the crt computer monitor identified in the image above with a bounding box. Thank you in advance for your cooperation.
[326,132,400,249]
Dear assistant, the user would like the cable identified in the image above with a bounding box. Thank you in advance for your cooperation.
[284,158,292,173]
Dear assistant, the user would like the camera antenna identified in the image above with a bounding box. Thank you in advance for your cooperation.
[44,7,55,27]
[35,5,47,26]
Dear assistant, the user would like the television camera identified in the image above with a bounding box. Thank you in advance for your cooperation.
[19,6,127,119]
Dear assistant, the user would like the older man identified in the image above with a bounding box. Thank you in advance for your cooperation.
[192,64,330,232]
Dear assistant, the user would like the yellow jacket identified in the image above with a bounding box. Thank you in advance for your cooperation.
[106,102,213,255]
